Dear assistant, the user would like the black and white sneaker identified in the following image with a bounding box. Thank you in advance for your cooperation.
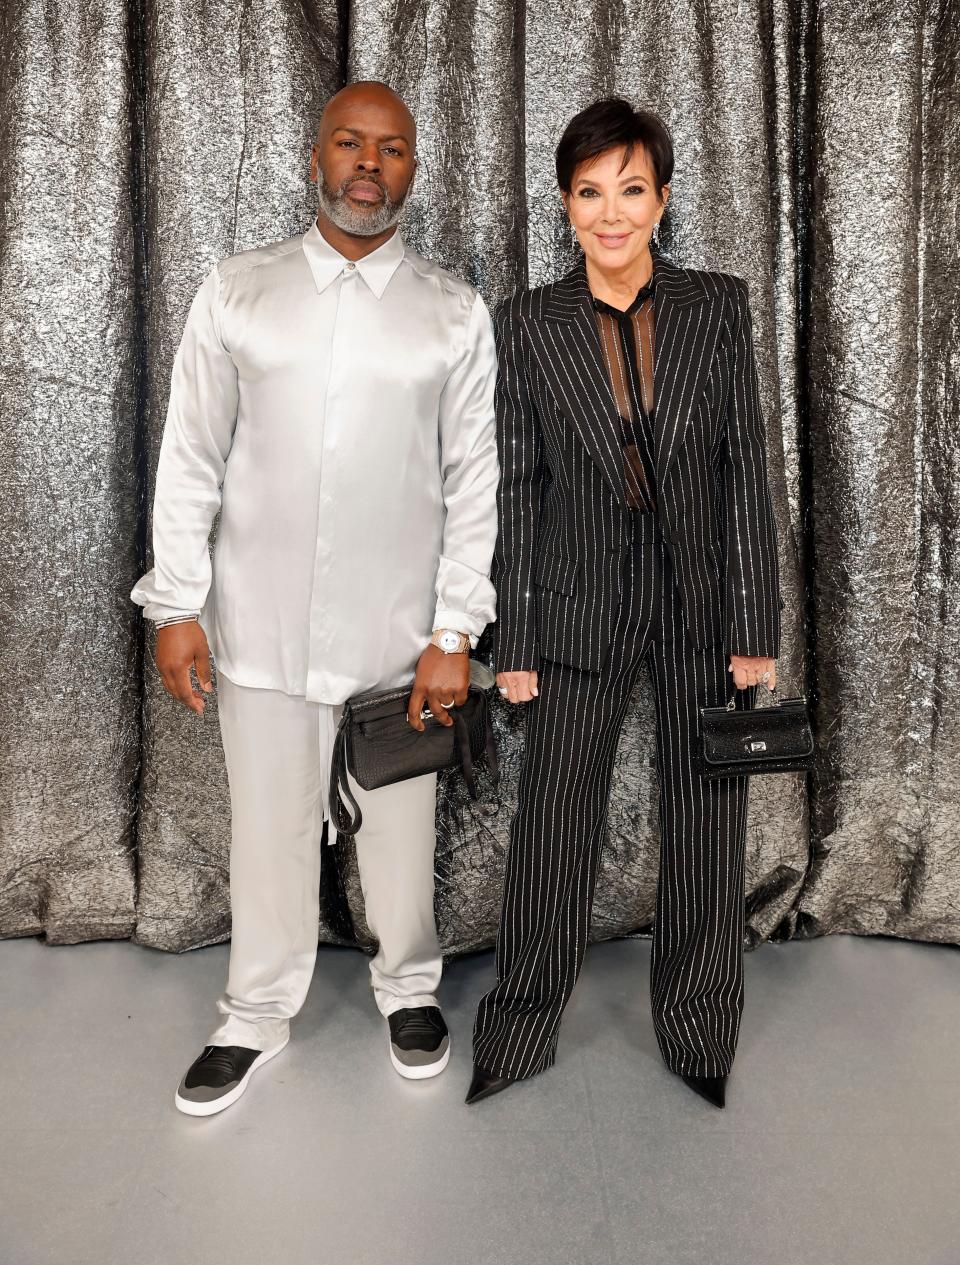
[174,1038,289,1116]
[387,1007,450,1080]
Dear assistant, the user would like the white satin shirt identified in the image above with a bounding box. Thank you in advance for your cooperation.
[131,222,499,704]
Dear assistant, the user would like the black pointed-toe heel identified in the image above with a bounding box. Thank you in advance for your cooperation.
[465,1064,515,1105]
[680,1073,727,1108]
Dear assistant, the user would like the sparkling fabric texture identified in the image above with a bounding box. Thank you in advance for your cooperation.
[1,2,957,953]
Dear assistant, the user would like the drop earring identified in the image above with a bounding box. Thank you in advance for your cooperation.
[652,219,661,248]
[569,221,579,250]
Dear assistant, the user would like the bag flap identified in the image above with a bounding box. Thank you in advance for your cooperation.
[700,700,814,764]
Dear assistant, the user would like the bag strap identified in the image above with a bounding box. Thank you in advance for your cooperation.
[452,709,478,799]
[452,692,500,799]
[329,707,363,836]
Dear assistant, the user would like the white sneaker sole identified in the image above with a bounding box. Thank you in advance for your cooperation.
[174,1036,290,1117]
[389,1034,451,1081]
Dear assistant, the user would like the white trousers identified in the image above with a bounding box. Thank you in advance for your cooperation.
[208,672,443,1050]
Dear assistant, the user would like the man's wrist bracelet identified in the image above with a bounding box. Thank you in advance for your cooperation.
[154,613,200,629]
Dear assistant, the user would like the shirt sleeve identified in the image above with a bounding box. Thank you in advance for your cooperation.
[130,265,239,622]
[432,289,500,642]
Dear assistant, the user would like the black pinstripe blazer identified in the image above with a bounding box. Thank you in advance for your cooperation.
[492,246,784,675]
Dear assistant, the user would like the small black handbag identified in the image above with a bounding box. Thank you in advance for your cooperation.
[696,684,815,778]
[329,660,499,836]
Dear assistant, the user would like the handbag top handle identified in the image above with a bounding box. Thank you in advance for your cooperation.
[725,682,781,711]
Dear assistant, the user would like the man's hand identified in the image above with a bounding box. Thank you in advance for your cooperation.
[728,654,777,690]
[155,621,214,715]
[407,644,471,731]
[496,670,539,704]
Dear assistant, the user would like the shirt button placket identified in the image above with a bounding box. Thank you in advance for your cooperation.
[307,268,355,701]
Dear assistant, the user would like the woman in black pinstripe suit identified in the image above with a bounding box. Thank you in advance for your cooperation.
[468,99,784,1109]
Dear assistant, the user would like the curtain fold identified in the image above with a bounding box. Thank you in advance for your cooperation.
[795,0,960,942]
[0,1,956,953]
[0,1,139,943]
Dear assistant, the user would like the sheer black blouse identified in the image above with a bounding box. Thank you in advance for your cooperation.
[591,273,657,513]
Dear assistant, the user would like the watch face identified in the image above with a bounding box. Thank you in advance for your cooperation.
[439,631,461,652]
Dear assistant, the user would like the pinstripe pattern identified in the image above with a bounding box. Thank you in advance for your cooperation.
[473,248,781,1080]
[491,247,783,677]
[474,516,757,1078]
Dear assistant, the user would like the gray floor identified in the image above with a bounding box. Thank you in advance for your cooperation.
[0,932,958,1265]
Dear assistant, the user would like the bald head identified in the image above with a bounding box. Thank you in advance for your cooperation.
[316,81,416,150]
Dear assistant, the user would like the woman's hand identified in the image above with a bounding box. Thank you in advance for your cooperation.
[496,671,539,704]
[728,654,777,690]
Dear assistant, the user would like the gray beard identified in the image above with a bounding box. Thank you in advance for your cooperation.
[317,173,407,237]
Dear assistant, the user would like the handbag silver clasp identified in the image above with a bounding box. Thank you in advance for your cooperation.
[749,740,767,752]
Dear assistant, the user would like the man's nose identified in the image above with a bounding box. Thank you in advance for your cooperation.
[356,147,382,173]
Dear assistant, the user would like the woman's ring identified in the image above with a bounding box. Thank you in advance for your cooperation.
[498,687,508,696]
[761,671,771,682]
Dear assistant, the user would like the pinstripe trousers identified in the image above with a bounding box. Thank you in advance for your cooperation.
[473,510,757,1080]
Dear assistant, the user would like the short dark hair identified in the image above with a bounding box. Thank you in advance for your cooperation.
[555,98,674,198]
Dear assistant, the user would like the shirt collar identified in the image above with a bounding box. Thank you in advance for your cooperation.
[302,220,405,299]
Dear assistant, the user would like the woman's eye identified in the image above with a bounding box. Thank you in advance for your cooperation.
[624,185,645,195]
[578,188,599,197]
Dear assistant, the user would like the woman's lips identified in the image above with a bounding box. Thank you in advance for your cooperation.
[347,181,385,203]
[595,233,631,247]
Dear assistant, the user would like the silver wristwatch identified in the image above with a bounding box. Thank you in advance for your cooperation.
[431,628,470,655]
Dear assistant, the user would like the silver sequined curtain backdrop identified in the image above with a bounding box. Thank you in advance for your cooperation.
[795,0,960,941]
[0,1,957,952]
[0,2,140,943]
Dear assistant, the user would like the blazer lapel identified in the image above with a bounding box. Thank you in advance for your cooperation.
[650,249,725,490]
[530,259,627,505]
[528,249,722,507]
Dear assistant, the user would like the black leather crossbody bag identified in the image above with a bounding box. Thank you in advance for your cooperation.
[696,685,815,778]
[329,661,499,837]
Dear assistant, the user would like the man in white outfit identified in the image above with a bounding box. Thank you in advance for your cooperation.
[131,81,499,1115]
